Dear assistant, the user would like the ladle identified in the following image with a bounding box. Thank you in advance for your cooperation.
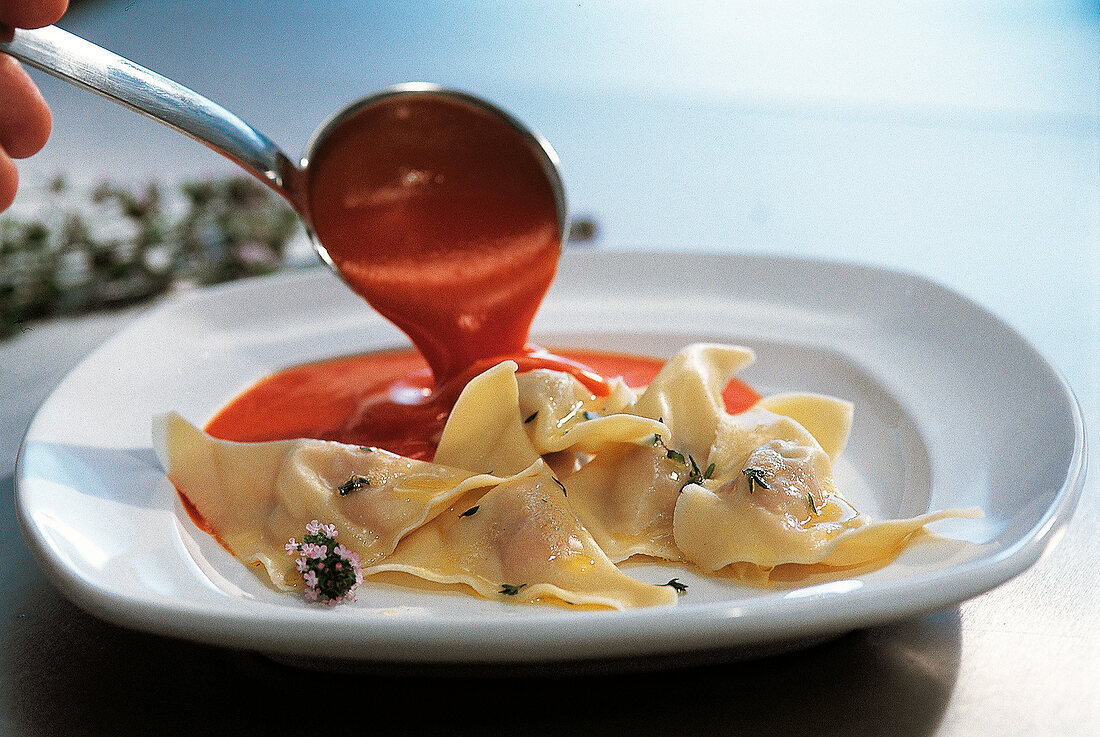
[1,25,568,384]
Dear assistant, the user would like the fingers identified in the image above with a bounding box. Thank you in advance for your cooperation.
[0,148,18,212]
[0,54,52,158]
[0,0,67,211]
[0,0,68,29]
[0,53,52,211]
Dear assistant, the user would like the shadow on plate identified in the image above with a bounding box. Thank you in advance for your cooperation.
[18,442,162,508]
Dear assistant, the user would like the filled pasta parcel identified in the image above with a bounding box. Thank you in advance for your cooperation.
[156,343,981,608]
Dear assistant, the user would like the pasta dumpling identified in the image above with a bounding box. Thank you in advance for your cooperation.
[564,442,686,562]
[673,404,979,581]
[156,341,980,608]
[631,343,755,461]
[435,361,665,476]
[365,466,678,609]
[155,411,530,590]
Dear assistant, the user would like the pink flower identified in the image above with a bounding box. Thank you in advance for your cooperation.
[305,519,337,538]
[301,543,327,559]
[289,520,361,606]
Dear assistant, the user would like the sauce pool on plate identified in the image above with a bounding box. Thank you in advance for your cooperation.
[205,348,760,460]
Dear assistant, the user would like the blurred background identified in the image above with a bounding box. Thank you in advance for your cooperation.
[3,0,1098,365]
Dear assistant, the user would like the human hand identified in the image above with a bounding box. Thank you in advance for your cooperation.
[0,0,69,211]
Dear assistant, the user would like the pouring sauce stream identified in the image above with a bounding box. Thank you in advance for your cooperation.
[307,92,564,386]
[207,92,759,457]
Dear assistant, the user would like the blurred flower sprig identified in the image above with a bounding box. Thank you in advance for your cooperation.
[0,175,303,339]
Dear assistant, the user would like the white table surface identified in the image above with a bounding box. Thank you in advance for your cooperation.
[2,1,1097,735]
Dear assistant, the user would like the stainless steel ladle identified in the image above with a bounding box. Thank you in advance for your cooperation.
[0,24,568,270]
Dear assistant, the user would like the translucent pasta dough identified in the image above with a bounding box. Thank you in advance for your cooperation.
[156,343,979,609]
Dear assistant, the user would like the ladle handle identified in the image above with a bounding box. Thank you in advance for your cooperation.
[0,24,304,211]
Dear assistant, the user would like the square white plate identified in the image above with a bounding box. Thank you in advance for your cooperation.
[15,251,1085,667]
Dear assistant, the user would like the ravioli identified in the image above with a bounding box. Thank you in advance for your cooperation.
[435,360,665,476]
[363,465,678,609]
[673,409,980,580]
[631,343,755,461]
[156,341,980,608]
[756,392,854,461]
[563,344,774,565]
[564,442,685,562]
[514,367,656,455]
[154,412,528,590]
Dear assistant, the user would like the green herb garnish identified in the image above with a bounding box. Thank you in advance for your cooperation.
[742,466,772,493]
[808,494,818,514]
[524,411,538,424]
[582,410,598,420]
[499,583,528,596]
[459,505,480,518]
[688,455,703,482]
[663,447,715,490]
[552,476,567,496]
[662,578,688,594]
[337,474,370,495]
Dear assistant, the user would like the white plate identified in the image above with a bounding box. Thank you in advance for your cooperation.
[15,252,1086,668]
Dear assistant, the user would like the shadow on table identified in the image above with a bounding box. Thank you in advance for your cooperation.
[2,474,961,736]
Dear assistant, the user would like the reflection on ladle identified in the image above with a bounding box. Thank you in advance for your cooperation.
[0,25,568,384]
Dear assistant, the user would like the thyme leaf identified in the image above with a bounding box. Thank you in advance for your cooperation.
[687,455,702,481]
[459,505,480,518]
[666,448,686,465]
[742,466,772,494]
[662,578,688,594]
[808,494,819,514]
[499,583,528,596]
[552,476,568,497]
[524,411,538,424]
[337,474,370,496]
[680,455,711,489]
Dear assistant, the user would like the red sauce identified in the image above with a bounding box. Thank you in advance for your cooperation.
[306,92,561,387]
[205,91,760,459]
[205,348,760,459]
